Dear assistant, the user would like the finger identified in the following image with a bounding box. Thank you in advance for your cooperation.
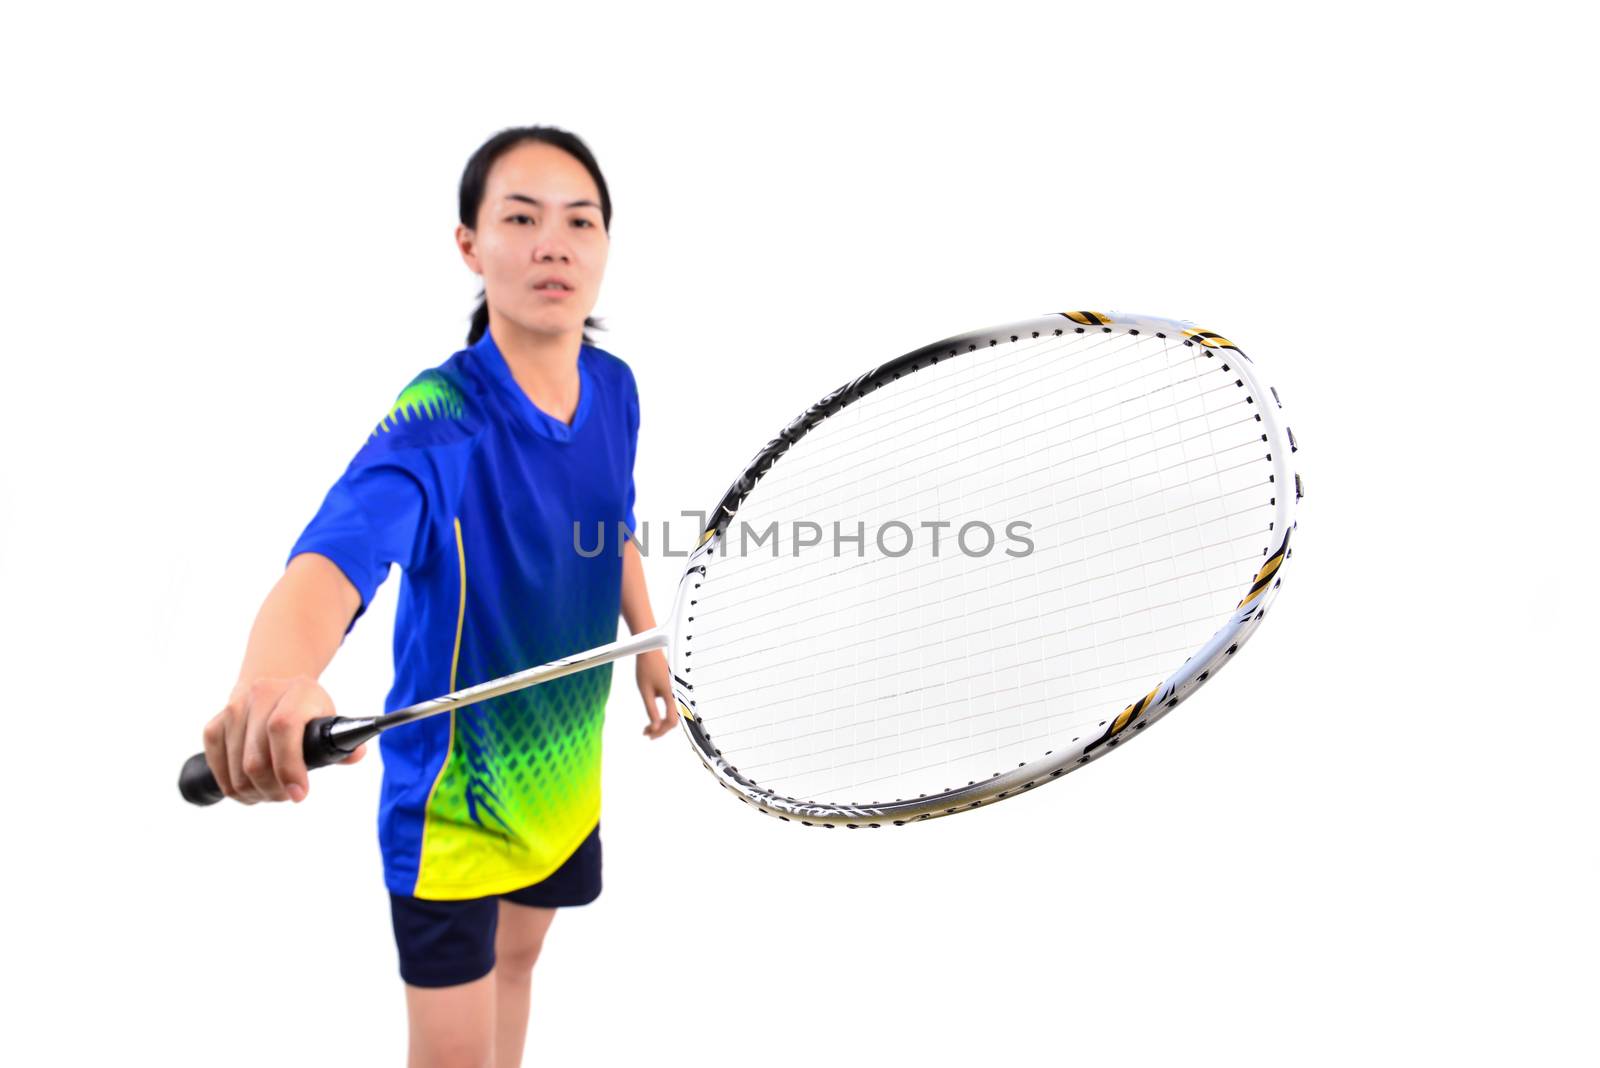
[339,743,368,767]
[656,685,679,736]
[641,691,664,736]
[242,684,291,802]
[202,711,236,801]
[647,692,675,739]
[225,696,260,804]
[266,714,307,803]
[267,680,323,803]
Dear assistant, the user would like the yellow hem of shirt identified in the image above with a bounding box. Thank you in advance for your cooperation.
[410,814,599,900]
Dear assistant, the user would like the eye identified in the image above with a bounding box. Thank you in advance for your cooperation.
[507,213,536,225]
[572,217,595,228]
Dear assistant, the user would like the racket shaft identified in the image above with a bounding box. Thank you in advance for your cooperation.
[178,626,669,806]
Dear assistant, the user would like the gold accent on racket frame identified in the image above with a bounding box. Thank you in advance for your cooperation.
[1182,328,1240,351]
[1239,534,1289,608]
[1062,310,1113,326]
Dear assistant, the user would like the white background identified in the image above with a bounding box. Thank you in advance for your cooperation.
[3,3,1595,1065]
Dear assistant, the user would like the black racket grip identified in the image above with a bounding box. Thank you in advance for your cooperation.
[177,716,366,806]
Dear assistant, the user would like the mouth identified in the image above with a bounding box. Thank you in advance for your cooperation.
[533,278,574,293]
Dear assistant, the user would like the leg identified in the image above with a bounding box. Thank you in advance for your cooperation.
[390,892,502,1067]
[404,975,496,1068]
[493,901,556,1068]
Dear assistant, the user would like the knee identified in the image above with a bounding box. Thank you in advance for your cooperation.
[497,935,546,977]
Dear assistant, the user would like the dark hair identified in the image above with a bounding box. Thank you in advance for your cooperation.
[459,125,612,346]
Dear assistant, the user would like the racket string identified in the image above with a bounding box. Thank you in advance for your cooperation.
[697,485,1269,653]
[702,395,1263,608]
[691,329,1277,803]
[703,565,1258,731]
[741,338,1224,524]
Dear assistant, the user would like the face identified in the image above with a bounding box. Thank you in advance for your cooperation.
[457,141,609,340]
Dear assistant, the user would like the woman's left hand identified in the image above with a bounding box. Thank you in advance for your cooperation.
[636,648,678,739]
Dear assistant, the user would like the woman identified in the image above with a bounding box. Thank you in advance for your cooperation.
[199,125,676,1067]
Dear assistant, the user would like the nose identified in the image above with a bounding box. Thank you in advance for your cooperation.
[532,229,571,263]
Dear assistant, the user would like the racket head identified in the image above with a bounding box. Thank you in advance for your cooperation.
[668,312,1298,826]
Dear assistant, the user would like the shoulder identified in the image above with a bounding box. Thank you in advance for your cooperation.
[582,343,638,400]
[367,352,485,450]
[343,352,484,496]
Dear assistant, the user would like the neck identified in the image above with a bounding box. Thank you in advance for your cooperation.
[485,309,584,425]
[487,308,583,376]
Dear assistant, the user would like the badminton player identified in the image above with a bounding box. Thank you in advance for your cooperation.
[198,125,675,1066]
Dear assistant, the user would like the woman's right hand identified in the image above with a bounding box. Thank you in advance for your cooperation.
[201,675,367,804]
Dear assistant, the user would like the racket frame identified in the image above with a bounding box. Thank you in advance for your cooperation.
[667,312,1298,827]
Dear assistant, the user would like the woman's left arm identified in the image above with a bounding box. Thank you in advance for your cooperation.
[622,538,678,739]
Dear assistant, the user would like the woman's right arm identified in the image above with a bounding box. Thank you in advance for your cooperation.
[201,552,368,805]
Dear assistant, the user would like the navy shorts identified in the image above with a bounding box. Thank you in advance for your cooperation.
[389,824,602,988]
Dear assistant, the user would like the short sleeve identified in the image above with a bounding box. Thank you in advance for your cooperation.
[287,463,430,630]
[286,368,473,632]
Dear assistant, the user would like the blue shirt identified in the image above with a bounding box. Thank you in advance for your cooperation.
[288,329,638,899]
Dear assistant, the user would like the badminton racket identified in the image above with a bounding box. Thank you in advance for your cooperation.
[179,311,1301,825]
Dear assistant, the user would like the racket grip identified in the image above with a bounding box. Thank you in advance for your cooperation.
[177,716,372,807]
